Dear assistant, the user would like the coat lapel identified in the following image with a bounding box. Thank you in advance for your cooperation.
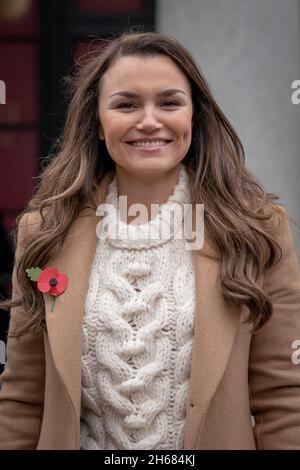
[183,249,242,449]
[43,171,115,418]
[43,171,241,449]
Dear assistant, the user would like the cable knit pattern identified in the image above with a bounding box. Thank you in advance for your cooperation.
[80,164,196,450]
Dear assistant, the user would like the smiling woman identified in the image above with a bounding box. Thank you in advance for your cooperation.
[0,31,300,451]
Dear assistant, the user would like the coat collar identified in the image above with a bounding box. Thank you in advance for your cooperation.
[43,170,242,449]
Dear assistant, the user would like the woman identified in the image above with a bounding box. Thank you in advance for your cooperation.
[0,31,300,450]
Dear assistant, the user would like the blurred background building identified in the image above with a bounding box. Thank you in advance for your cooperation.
[0,0,299,360]
[158,0,300,259]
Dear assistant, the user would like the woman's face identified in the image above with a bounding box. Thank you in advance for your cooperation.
[97,54,193,177]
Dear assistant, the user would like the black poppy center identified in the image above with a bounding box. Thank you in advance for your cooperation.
[49,277,57,286]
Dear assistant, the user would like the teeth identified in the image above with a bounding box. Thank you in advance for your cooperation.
[130,140,169,147]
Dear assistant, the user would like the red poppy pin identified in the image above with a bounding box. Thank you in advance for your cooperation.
[26,266,68,312]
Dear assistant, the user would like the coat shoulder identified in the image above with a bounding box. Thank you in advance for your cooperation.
[255,202,293,243]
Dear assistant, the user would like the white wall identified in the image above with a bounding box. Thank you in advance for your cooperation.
[157,0,300,259]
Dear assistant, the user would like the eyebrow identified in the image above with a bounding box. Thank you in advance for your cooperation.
[108,88,186,99]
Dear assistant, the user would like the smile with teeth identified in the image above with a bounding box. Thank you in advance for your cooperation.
[129,140,171,147]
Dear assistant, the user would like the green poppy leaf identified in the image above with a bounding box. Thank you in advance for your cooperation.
[26,267,42,281]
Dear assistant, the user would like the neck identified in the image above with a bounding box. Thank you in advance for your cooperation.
[115,164,182,224]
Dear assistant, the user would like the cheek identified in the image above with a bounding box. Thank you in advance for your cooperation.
[175,120,193,143]
[111,122,136,146]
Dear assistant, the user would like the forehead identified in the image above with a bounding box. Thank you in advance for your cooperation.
[99,55,191,96]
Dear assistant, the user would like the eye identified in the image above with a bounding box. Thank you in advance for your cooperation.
[162,101,179,107]
[116,102,136,109]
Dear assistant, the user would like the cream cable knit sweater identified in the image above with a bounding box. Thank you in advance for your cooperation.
[80,164,196,450]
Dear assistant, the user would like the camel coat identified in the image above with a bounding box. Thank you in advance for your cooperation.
[1,171,300,450]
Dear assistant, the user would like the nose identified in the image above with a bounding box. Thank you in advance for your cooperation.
[136,105,163,131]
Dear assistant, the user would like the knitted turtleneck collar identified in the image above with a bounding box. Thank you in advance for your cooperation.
[98,163,191,250]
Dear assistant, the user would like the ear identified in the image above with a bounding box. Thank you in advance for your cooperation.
[98,123,105,140]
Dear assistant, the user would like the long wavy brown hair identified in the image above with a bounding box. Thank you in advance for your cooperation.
[0,30,283,338]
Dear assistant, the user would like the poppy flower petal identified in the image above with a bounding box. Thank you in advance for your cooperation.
[38,267,58,283]
[37,267,59,293]
[57,273,68,291]
[49,286,60,297]
[37,280,51,293]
